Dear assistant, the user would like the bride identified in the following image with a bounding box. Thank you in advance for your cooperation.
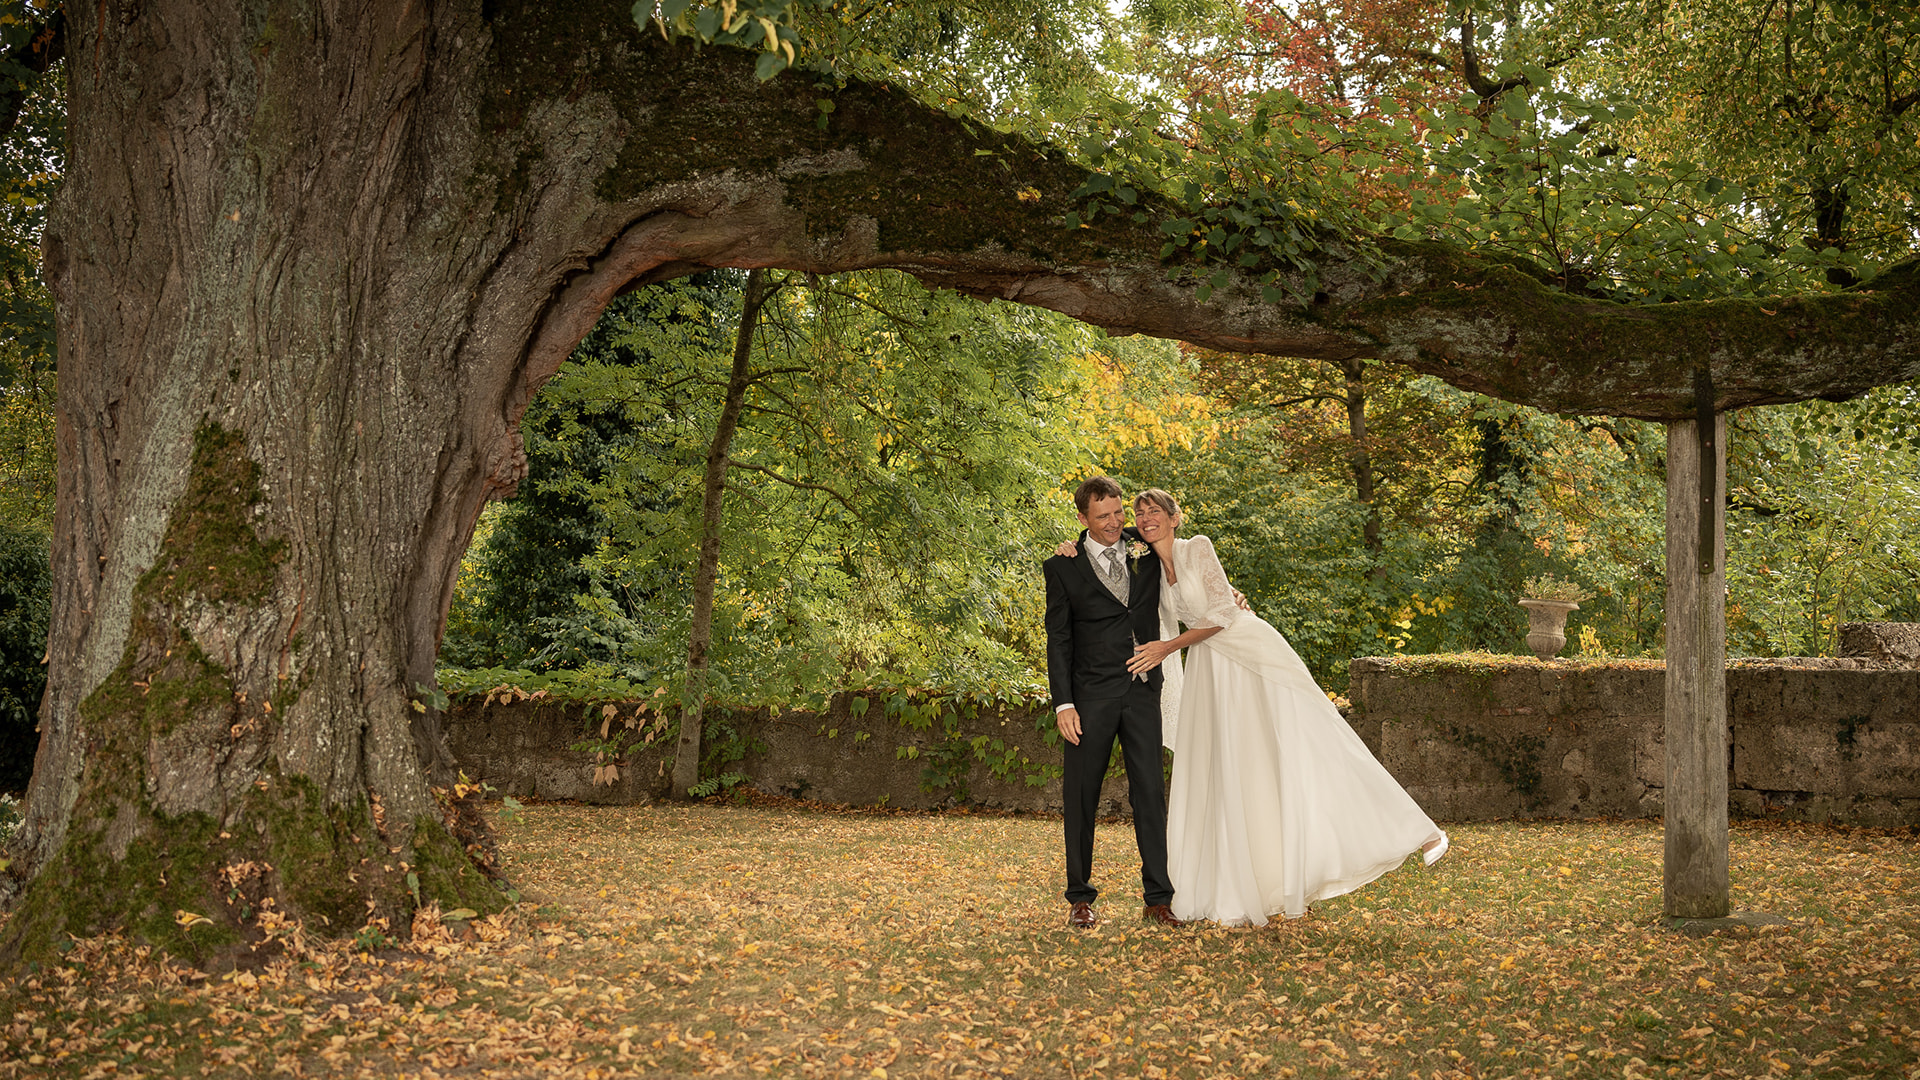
[1063,488,1447,925]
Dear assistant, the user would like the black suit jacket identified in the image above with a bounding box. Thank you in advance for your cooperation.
[1043,529,1164,709]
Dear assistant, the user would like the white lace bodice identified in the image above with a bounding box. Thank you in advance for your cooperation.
[1152,535,1241,749]
[1162,536,1243,631]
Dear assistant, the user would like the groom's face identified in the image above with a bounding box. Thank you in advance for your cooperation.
[1079,495,1126,547]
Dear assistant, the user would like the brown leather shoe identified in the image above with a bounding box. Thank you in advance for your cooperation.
[1068,901,1096,929]
[1141,903,1184,927]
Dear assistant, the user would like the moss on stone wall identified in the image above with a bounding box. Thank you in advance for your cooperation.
[1360,651,1664,676]
[1426,715,1547,808]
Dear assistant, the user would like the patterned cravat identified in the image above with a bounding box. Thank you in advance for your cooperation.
[1100,545,1128,602]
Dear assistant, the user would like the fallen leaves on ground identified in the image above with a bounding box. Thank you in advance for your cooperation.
[3,803,1918,1079]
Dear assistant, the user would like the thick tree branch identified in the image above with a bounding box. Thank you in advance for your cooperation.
[521,20,1919,423]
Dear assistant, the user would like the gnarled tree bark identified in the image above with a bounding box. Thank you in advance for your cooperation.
[5,0,1916,963]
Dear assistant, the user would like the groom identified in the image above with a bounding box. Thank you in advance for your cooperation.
[1043,476,1179,929]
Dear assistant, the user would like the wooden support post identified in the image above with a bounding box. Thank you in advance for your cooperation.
[1663,410,1729,919]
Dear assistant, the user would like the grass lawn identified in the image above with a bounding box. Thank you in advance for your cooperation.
[3,800,1918,1078]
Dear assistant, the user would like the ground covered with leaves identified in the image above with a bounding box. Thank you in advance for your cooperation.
[3,801,1917,1078]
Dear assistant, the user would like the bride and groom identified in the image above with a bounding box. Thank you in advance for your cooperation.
[1043,476,1447,929]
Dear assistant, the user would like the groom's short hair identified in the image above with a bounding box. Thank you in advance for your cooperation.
[1074,476,1124,514]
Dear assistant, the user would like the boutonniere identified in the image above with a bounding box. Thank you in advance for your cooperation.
[1126,540,1150,573]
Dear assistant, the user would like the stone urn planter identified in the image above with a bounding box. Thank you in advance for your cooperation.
[1518,599,1580,660]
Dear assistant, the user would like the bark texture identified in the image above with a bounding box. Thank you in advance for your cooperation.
[5,0,1916,961]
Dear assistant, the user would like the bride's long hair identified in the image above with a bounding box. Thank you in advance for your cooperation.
[1134,488,1182,531]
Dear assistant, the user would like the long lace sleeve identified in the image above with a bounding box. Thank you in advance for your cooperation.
[1158,588,1182,750]
[1185,535,1243,630]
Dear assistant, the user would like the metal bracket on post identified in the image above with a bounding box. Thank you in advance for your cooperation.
[1694,366,1716,576]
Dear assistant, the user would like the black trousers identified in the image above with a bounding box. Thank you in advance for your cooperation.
[1062,680,1173,906]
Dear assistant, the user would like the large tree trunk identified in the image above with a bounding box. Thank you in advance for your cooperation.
[4,0,537,962]
[5,0,1918,964]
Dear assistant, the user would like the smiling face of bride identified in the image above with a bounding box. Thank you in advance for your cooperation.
[1133,491,1181,544]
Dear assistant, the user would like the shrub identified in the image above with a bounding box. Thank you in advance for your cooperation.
[0,519,51,792]
[1520,573,1591,604]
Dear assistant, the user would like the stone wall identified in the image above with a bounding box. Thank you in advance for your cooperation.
[443,626,1920,826]
[445,694,1148,817]
[1839,622,1920,663]
[1346,654,1920,827]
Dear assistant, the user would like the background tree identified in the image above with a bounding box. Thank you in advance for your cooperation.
[0,13,59,795]
[0,520,49,794]
[0,7,59,385]
[446,268,1102,791]
[1577,0,1920,289]
[1724,388,1920,654]
[671,268,777,796]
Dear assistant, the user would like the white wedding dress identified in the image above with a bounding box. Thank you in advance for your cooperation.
[1158,536,1445,925]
